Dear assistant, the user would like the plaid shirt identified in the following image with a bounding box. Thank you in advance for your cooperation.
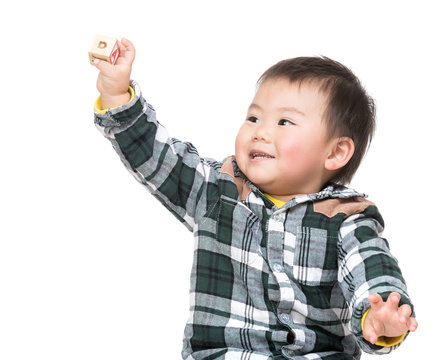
[95,82,413,360]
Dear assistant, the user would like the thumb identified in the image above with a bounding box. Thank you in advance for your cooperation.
[93,58,114,74]
[363,326,378,344]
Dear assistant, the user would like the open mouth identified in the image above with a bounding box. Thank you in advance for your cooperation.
[249,151,275,159]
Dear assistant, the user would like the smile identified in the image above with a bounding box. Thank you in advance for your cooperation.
[249,151,275,159]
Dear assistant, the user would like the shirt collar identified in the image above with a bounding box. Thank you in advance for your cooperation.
[230,158,366,210]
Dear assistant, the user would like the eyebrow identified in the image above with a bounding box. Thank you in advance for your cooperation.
[248,103,306,116]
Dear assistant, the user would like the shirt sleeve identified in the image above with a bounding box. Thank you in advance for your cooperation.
[94,81,220,231]
[337,204,414,354]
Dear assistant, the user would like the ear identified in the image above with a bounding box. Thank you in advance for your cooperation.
[324,137,355,171]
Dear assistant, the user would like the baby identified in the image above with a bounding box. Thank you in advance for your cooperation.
[93,39,417,360]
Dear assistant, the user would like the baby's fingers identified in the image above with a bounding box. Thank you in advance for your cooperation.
[397,303,417,333]
[368,293,384,311]
[388,292,401,311]
[121,38,135,53]
[362,326,379,345]
[398,303,412,323]
[407,316,418,332]
[94,58,115,75]
[116,38,136,66]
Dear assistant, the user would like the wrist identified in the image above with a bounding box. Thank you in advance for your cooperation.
[100,91,131,110]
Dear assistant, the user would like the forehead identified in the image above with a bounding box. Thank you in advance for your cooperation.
[252,78,328,117]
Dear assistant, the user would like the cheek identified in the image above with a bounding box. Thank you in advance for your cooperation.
[277,134,323,169]
[235,127,248,157]
[277,135,303,163]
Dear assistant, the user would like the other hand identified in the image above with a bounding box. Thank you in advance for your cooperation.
[362,292,418,345]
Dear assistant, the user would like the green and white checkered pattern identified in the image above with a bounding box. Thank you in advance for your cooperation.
[95,82,413,360]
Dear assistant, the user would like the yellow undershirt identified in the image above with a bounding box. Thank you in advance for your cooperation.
[265,194,405,347]
[264,193,287,208]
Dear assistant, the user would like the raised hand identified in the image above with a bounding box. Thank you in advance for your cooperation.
[94,38,136,109]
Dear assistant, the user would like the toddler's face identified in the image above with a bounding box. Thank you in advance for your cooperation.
[235,78,335,200]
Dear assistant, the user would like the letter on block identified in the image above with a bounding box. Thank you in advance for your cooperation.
[89,35,120,65]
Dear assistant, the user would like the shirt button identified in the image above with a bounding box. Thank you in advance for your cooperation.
[287,330,295,344]
[273,263,283,272]
[279,313,290,323]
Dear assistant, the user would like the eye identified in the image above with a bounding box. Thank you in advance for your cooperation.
[278,119,294,126]
[247,116,259,123]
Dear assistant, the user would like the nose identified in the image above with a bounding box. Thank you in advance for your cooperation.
[252,123,271,142]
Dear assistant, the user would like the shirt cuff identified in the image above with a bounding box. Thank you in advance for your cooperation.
[361,308,407,347]
[94,86,135,114]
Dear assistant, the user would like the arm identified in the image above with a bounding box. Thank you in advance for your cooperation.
[337,205,415,354]
[93,39,219,230]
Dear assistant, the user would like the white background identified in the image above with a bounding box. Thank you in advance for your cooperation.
[1,0,443,359]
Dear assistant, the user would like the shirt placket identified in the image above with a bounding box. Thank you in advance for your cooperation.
[266,209,302,358]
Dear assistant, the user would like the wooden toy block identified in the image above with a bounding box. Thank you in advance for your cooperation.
[89,35,120,65]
